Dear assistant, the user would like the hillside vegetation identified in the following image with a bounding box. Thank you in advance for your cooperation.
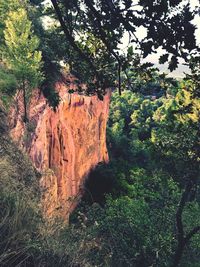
[0,0,199,266]
[0,66,200,266]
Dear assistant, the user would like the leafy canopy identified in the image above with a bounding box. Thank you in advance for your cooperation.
[49,0,198,95]
[3,8,43,88]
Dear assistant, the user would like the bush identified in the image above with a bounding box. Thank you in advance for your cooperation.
[0,158,41,266]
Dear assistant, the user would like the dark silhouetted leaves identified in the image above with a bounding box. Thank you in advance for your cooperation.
[159,54,169,64]
[168,56,179,71]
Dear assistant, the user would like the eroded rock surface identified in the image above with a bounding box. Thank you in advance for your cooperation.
[9,78,110,219]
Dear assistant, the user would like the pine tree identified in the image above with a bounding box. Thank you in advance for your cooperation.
[3,8,43,122]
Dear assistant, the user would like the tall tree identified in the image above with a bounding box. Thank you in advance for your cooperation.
[3,8,43,122]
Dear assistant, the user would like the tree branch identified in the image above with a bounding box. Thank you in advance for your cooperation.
[50,0,100,84]
[171,180,199,267]
[176,180,193,244]
[84,0,122,94]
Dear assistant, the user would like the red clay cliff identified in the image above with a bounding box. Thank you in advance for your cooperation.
[9,77,110,219]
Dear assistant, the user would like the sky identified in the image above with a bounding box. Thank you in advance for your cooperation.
[119,0,200,77]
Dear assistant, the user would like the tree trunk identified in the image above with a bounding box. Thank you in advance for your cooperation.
[22,82,28,123]
[171,180,200,267]
[171,241,185,267]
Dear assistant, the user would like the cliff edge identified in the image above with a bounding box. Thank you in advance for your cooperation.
[9,77,111,219]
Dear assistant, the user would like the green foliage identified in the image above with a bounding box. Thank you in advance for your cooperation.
[0,160,40,266]
[122,55,179,96]
[3,7,43,120]
[3,8,43,88]
[1,72,198,267]
[68,172,181,267]
[82,71,200,266]
[0,131,41,266]
[0,0,26,50]
[0,2,199,266]
[151,80,200,184]
[0,68,17,94]
[0,67,17,108]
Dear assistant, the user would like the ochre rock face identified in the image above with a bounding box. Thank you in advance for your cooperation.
[9,80,110,219]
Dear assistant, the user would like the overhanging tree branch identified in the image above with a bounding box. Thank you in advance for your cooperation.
[50,0,198,96]
[51,0,94,69]
[84,0,122,94]
[50,0,105,91]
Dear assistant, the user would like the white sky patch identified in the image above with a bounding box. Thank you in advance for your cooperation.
[119,0,200,77]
